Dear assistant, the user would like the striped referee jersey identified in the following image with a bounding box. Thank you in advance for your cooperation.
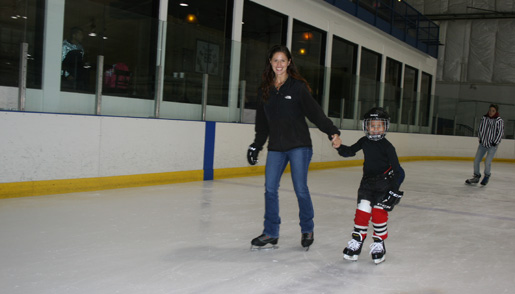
[478,115,504,148]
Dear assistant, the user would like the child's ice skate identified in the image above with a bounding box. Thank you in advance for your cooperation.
[250,234,278,250]
[370,236,386,264]
[343,232,365,261]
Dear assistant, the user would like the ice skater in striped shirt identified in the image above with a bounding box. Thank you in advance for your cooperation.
[465,104,504,186]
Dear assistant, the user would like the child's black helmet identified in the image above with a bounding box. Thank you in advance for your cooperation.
[362,107,390,141]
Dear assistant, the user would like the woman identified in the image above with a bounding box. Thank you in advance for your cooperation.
[247,45,341,250]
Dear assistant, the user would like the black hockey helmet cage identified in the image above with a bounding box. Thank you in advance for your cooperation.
[362,107,390,141]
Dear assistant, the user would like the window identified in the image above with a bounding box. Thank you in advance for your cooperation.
[359,47,381,118]
[420,72,432,127]
[0,0,44,89]
[62,0,159,98]
[164,0,234,106]
[240,1,287,111]
[291,20,326,105]
[384,57,402,123]
[402,65,418,125]
[328,36,357,119]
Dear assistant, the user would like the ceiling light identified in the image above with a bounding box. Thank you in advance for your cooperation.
[186,14,197,23]
[302,32,313,40]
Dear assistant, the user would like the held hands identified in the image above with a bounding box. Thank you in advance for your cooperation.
[247,143,261,165]
[332,134,356,158]
[378,190,403,211]
[331,134,342,148]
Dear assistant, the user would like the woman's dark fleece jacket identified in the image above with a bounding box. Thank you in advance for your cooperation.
[253,76,340,152]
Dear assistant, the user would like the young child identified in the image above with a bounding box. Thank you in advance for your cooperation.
[337,107,405,264]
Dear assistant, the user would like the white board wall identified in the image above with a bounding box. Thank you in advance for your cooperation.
[1,111,512,184]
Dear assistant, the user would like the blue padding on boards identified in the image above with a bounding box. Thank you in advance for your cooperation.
[203,121,216,180]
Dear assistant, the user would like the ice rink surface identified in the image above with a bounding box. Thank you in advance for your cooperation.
[1,161,514,294]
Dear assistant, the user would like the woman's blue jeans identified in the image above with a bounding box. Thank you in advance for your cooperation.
[473,144,498,176]
[262,147,314,238]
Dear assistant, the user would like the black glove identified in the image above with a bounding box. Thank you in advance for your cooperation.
[337,145,355,158]
[247,143,261,165]
[378,190,403,211]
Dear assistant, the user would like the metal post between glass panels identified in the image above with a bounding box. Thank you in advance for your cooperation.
[202,74,209,121]
[239,80,246,123]
[357,101,362,130]
[434,113,439,134]
[473,115,478,136]
[18,43,28,111]
[407,110,412,133]
[95,55,104,115]
[353,76,360,129]
[339,98,345,129]
[155,65,163,118]
[453,115,457,136]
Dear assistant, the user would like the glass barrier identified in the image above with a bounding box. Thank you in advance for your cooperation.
[432,97,515,139]
[358,76,381,120]
[328,71,356,121]
[0,1,512,141]
[4,30,514,140]
[60,0,158,101]
[382,82,401,130]
[0,0,44,90]
[0,0,160,117]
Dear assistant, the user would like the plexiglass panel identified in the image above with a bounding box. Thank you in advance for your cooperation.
[359,48,381,118]
[238,0,287,123]
[384,57,402,125]
[62,0,158,99]
[291,20,326,105]
[329,36,357,120]
[164,0,233,108]
[402,65,418,125]
[4,0,511,140]
[0,0,44,89]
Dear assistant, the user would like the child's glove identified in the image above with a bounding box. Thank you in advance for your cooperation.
[337,145,355,157]
[247,143,261,165]
[378,190,403,211]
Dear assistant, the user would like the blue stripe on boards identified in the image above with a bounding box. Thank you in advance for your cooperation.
[203,121,216,181]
